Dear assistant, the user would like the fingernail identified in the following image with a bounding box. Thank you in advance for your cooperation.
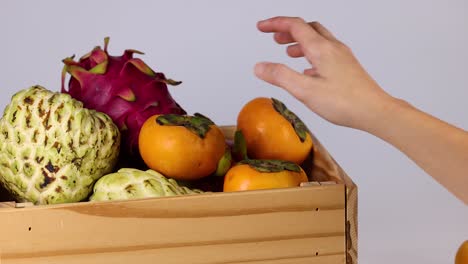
[257,18,270,26]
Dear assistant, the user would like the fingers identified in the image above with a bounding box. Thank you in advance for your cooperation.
[273,32,295,44]
[257,17,324,57]
[303,68,319,77]
[254,62,318,100]
[255,17,332,99]
[286,44,304,58]
[270,21,337,45]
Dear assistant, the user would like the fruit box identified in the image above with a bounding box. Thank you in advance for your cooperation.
[0,125,357,264]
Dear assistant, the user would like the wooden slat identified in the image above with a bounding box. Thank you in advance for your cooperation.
[345,183,358,264]
[251,255,345,264]
[248,255,346,264]
[1,209,345,257]
[0,183,344,213]
[3,255,345,264]
[1,237,345,264]
[308,132,358,264]
[0,184,345,263]
[2,254,345,264]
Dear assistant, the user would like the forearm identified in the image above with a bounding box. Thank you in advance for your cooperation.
[364,97,468,204]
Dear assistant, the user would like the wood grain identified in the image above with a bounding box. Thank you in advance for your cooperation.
[2,252,345,264]
[345,184,358,264]
[0,185,345,263]
[308,132,358,264]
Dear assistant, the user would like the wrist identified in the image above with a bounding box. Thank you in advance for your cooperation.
[359,94,412,136]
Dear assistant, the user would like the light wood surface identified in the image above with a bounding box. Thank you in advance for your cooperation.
[308,133,358,264]
[0,185,345,263]
[2,253,346,264]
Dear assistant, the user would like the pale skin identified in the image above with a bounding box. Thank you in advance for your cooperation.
[254,16,468,205]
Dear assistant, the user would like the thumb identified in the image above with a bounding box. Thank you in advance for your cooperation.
[254,62,316,100]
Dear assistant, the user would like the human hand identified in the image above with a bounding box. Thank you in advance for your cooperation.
[254,16,397,131]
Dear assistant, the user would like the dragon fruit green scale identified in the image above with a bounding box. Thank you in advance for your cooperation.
[89,168,203,202]
[0,86,121,205]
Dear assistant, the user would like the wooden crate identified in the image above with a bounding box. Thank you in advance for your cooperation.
[0,126,357,264]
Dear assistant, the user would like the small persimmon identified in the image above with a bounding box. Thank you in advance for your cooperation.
[223,159,308,192]
[237,97,313,165]
[138,113,227,180]
[456,240,468,264]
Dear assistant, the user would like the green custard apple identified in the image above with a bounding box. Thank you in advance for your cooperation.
[90,168,204,202]
[0,85,121,204]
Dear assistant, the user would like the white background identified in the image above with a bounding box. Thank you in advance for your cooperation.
[1,0,467,263]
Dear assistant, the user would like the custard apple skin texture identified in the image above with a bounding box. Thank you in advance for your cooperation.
[90,168,203,202]
[0,86,121,205]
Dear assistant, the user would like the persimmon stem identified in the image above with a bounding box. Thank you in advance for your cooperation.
[156,114,214,138]
[271,98,310,142]
[238,159,301,173]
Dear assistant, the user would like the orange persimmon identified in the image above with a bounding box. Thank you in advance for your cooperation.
[237,97,313,165]
[138,113,226,180]
[223,159,308,192]
[456,240,468,264]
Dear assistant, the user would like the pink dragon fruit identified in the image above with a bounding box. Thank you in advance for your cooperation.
[61,37,186,168]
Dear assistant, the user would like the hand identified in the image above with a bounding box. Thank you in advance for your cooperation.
[254,16,396,131]
[254,16,468,205]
